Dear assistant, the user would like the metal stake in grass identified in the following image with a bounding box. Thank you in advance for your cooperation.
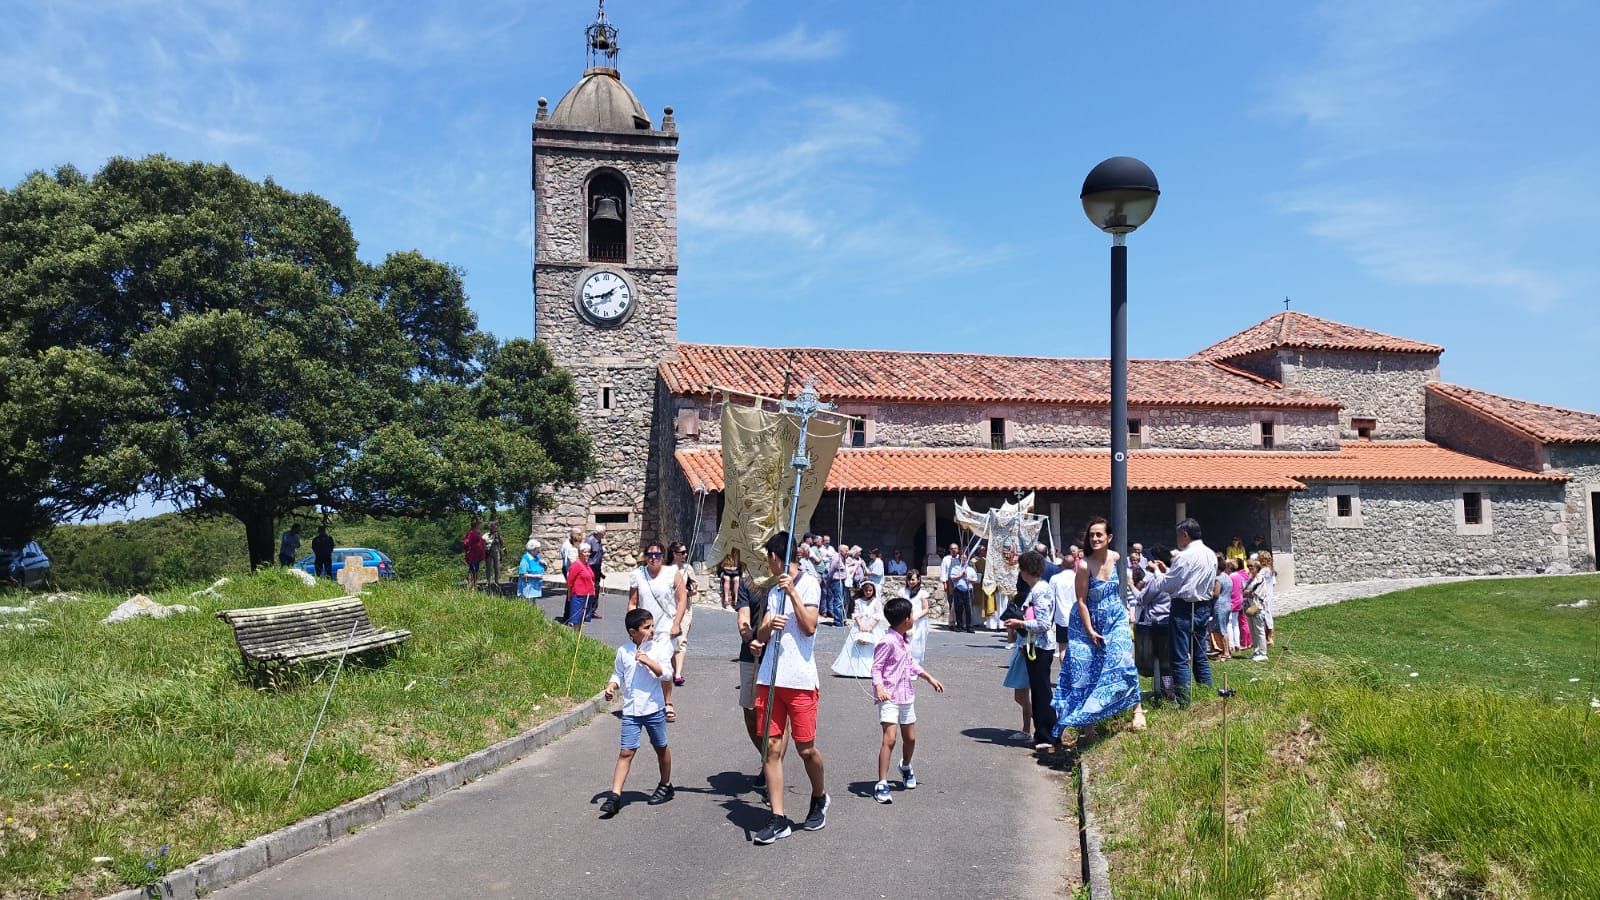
[290,618,360,798]
[1218,673,1237,887]
[565,603,591,699]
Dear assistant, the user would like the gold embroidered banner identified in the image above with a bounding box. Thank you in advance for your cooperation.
[707,400,845,590]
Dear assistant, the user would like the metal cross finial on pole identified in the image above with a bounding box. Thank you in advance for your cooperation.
[755,376,835,757]
[1284,296,1291,311]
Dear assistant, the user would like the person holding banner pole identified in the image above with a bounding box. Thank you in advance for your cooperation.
[752,531,827,844]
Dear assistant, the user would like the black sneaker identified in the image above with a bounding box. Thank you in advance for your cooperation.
[649,782,675,805]
[802,793,830,831]
[598,791,620,818]
[753,815,792,844]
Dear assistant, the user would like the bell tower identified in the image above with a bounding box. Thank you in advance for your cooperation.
[532,1,678,568]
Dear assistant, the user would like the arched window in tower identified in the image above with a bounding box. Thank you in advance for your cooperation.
[587,172,627,262]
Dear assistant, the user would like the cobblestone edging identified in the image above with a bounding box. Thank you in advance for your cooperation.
[101,692,610,900]
[1077,756,1114,900]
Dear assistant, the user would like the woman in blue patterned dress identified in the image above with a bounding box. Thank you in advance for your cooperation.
[1053,517,1144,740]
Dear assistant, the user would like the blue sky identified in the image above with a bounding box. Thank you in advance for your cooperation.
[5,0,1598,417]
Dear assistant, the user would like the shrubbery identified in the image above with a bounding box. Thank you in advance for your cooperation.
[45,509,534,592]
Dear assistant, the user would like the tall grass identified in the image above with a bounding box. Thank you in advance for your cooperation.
[0,570,609,899]
[1087,575,1600,900]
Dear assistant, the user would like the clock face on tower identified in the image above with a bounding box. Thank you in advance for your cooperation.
[576,269,634,326]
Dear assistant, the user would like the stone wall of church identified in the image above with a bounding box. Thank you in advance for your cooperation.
[1283,350,1439,440]
[533,142,678,272]
[674,397,1340,451]
[530,129,679,574]
[1287,481,1567,584]
[1546,444,1600,572]
[530,361,660,573]
[1425,391,1545,470]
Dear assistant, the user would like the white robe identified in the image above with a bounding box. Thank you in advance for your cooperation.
[831,597,886,678]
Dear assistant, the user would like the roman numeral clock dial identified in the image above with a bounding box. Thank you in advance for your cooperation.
[577,269,634,325]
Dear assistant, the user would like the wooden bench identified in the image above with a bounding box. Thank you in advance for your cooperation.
[217,596,411,674]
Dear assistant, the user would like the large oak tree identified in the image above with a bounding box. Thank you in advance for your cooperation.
[0,156,592,566]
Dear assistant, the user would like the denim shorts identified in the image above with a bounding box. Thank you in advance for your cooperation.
[619,709,669,750]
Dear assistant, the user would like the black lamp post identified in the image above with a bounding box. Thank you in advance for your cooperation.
[1081,157,1159,601]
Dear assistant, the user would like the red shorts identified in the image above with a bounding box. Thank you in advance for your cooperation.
[753,686,820,743]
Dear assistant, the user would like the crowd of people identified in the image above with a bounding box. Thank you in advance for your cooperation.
[571,516,1278,839]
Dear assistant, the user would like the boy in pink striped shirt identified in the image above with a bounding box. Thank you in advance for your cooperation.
[871,596,945,804]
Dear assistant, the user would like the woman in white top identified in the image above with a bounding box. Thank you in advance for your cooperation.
[831,582,886,677]
[866,548,886,591]
[897,570,933,665]
[629,541,687,721]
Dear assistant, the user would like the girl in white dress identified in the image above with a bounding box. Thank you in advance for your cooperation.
[898,570,932,666]
[831,582,886,678]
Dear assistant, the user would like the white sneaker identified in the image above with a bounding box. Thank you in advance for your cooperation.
[873,781,892,804]
[1251,652,1269,662]
[898,763,916,789]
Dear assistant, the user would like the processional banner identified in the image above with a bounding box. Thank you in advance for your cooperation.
[707,400,845,591]
[954,492,1045,601]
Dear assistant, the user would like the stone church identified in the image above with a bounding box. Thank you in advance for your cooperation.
[530,8,1600,587]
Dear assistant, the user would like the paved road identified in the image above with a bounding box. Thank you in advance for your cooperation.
[218,593,1080,899]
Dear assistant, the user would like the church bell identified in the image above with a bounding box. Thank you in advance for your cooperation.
[590,196,623,224]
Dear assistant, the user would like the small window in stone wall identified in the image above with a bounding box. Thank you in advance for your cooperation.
[849,417,866,448]
[594,511,631,525]
[1128,418,1143,450]
[1456,486,1491,535]
[1326,484,1363,528]
[601,386,614,411]
[990,417,1007,451]
[1353,417,1376,441]
[1260,420,1276,449]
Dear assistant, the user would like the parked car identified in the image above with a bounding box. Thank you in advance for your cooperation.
[295,548,396,579]
[4,541,52,589]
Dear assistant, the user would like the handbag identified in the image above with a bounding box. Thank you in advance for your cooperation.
[1244,600,1263,617]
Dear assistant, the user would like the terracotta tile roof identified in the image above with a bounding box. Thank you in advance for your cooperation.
[661,343,1340,409]
[1427,382,1600,444]
[675,443,1560,493]
[1283,441,1561,483]
[1192,311,1444,360]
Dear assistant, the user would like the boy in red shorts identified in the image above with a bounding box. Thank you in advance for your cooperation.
[751,531,828,844]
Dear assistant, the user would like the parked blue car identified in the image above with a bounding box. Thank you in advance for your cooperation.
[295,548,397,579]
[5,541,51,589]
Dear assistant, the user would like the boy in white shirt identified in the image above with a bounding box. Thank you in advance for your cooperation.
[599,608,675,818]
[752,530,829,844]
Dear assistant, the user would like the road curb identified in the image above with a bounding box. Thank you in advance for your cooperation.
[101,691,610,900]
[1078,756,1115,900]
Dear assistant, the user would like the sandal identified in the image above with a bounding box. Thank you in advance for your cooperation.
[665,704,676,723]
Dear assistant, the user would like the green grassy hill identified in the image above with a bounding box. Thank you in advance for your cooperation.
[1085,575,1600,899]
[0,570,608,898]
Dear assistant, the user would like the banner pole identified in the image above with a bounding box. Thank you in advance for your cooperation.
[756,377,835,762]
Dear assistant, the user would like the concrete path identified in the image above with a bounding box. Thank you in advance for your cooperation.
[216,593,1080,899]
